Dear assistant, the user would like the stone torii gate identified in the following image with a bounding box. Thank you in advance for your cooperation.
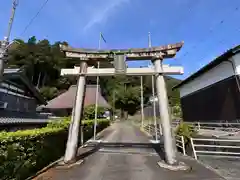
[59,42,184,165]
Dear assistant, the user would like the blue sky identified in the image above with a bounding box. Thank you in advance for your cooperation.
[1,0,240,80]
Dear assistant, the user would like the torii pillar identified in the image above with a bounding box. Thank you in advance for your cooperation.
[153,57,176,165]
[64,59,88,163]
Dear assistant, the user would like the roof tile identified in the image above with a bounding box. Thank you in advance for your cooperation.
[44,85,110,109]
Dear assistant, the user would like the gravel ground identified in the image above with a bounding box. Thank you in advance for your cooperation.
[200,157,240,180]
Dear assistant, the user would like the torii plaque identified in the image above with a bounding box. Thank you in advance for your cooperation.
[60,42,184,165]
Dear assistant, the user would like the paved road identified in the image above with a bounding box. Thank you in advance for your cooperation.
[35,121,225,180]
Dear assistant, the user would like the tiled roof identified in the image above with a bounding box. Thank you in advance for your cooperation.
[42,84,110,109]
[0,117,50,124]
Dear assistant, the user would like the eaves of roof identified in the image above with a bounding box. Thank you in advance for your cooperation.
[0,117,50,125]
[173,45,240,90]
[3,68,47,105]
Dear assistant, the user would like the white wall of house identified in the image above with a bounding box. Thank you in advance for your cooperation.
[179,52,240,98]
[231,53,240,74]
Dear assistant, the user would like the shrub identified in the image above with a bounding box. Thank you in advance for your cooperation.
[0,118,110,180]
[46,117,70,129]
[175,121,197,146]
[171,104,182,118]
[83,105,109,119]
[0,127,67,180]
[82,119,110,142]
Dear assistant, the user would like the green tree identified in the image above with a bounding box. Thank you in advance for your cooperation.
[115,85,141,118]
[100,76,142,119]
[39,87,59,101]
[7,37,70,89]
[83,105,108,119]
[28,36,37,44]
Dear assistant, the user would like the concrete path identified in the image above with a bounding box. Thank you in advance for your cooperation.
[34,121,225,180]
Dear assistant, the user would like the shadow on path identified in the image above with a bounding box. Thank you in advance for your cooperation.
[85,142,159,148]
[82,141,166,160]
[75,143,101,161]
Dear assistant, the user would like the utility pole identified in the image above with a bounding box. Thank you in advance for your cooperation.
[112,90,115,121]
[0,0,19,78]
[148,32,151,48]
[93,33,101,140]
[140,69,144,128]
[148,32,161,140]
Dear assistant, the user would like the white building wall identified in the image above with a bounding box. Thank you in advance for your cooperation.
[179,56,240,98]
[231,53,240,75]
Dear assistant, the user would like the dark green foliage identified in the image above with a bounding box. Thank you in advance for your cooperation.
[6,37,75,89]
[0,127,67,180]
[100,76,142,116]
[100,75,182,116]
[39,86,59,101]
[28,36,37,44]
[81,119,110,142]
[0,118,110,180]
[46,117,70,129]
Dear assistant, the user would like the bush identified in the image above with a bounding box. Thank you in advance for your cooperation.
[83,105,109,119]
[46,117,70,129]
[0,118,110,180]
[0,127,67,180]
[171,104,182,119]
[175,121,197,146]
[81,119,110,142]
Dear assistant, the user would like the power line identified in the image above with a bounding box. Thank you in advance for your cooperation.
[179,6,240,59]
[217,25,240,46]
[0,0,19,78]
[20,0,50,36]
[194,25,240,66]
[172,0,199,31]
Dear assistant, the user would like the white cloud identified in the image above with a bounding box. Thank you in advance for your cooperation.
[83,0,130,32]
[20,0,131,42]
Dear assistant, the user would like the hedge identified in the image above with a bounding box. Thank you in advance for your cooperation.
[0,118,110,180]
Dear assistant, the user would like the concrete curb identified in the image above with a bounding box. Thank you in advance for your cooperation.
[26,158,63,180]
[27,123,114,180]
[140,127,152,137]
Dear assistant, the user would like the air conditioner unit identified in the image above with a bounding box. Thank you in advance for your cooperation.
[0,101,8,109]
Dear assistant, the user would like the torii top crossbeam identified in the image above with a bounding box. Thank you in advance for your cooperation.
[59,42,184,61]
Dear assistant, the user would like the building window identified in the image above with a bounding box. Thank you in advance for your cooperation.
[0,101,8,109]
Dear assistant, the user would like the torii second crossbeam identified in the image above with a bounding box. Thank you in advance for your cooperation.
[61,65,184,76]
